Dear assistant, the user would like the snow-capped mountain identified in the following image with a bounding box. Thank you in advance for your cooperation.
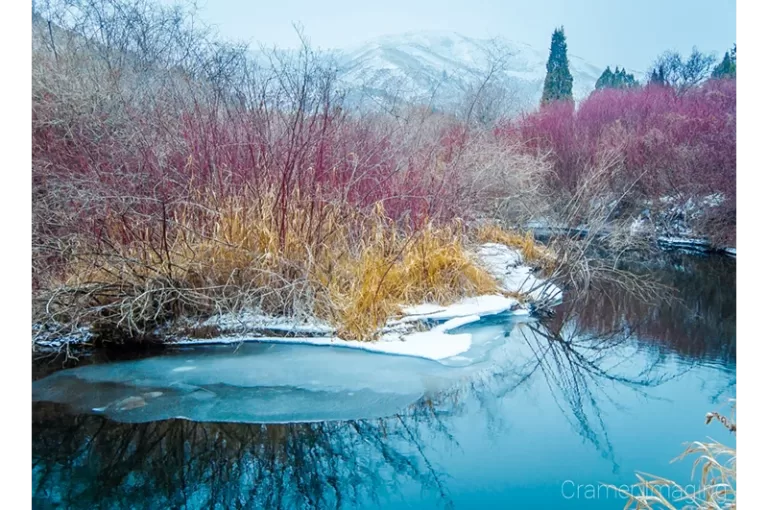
[334,31,603,112]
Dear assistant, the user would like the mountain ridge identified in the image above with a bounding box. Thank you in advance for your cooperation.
[333,31,604,111]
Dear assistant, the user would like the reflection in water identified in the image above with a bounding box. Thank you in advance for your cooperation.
[522,252,736,463]
[32,253,736,509]
[550,252,736,363]
[32,325,704,509]
[448,315,687,473]
[33,400,457,510]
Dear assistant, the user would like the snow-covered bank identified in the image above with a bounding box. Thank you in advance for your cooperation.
[174,314,480,361]
[34,243,563,361]
[646,194,735,257]
[170,244,560,361]
[526,193,736,259]
[476,243,563,304]
[399,294,524,321]
[526,221,735,259]
[657,236,736,257]
[199,311,334,337]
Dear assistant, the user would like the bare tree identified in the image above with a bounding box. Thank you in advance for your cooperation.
[648,47,717,92]
[457,39,525,127]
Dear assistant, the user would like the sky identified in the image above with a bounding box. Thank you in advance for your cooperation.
[185,0,735,72]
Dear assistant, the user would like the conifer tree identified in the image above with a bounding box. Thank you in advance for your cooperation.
[595,67,612,89]
[541,26,574,105]
[595,66,639,90]
[712,45,736,79]
[731,44,737,73]
[650,65,667,86]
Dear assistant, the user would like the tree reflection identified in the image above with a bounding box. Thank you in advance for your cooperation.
[551,252,736,363]
[515,321,681,470]
[474,252,737,467]
[33,400,456,510]
[32,253,735,508]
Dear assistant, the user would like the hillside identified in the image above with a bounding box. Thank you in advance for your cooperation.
[335,31,604,111]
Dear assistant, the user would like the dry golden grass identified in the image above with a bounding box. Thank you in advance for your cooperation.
[608,402,736,510]
[326,219,500,339]
[43,196,507,341]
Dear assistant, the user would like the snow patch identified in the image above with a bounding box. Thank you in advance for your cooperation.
[32,325,93,351]
[173,315,477,362]
[475,243,563,304]
[201,310,333,335]
[400,294,519,321]
[657,236,711,248]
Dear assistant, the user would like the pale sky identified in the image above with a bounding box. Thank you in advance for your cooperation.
[186,0,736,72]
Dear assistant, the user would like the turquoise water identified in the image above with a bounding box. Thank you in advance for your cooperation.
[32,253,735,509]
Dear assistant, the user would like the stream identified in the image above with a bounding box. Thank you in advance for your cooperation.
[32,252,735,509]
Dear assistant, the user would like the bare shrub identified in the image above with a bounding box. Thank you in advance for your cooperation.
[496,80,736,245]
[32,0,553,346]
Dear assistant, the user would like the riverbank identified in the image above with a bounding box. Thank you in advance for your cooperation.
[33,241,562,361]
[32,249,736,509]
[529,206,737,259]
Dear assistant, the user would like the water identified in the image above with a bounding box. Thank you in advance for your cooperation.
[32,252,735,509]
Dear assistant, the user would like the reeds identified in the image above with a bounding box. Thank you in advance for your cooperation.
[38,195,509,342]
[608,402,736,509]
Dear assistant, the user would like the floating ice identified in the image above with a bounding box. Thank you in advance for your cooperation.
[33,313,535,424]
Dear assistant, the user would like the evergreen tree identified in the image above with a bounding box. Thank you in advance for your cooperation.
[650,65,667,86]
[541,26,574,105]
[731,43,736,78]
[595,67,613,89]
[712,52,736,78]
[595,66,639,90]
[621,68,639,88]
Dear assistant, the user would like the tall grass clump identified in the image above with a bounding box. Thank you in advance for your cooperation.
[32,0,552,345]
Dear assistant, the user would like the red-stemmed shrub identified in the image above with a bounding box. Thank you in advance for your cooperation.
[496,80,736,244]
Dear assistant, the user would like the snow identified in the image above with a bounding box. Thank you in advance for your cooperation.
[337,31,603,110]
[475,243,563,304]
[400,294,520,321]
[175,315,477,361]
[630,216,653,236]
[33,325,93,351]
[173,295,525,362]
[657,236,711,247]
[656,236,714,255]
[200,310,333,336]
[171,244,560,361]
[656,236,736,258]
